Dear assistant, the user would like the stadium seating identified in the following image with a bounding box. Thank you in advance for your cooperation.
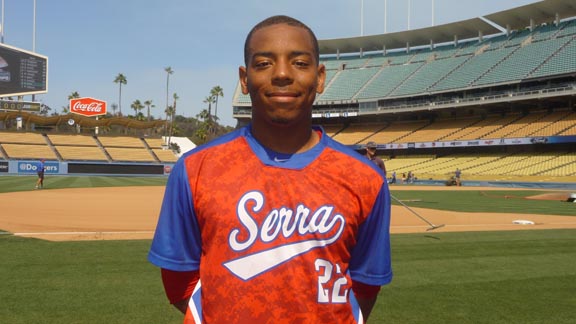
[530,37,576,79]
[431,46,516,92]
[474,37,571,86]
[2,143,57,160]
[386,151,576,179]
[0,131,181,163]
[390,55,470,97]
[356,63,423,99]
[367,120,429,143]
[331,124,386,145]
[0,132,46,144]
[318,67,380,101]
[55,146,108,161]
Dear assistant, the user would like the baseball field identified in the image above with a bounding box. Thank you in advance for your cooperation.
[0,175,575,323]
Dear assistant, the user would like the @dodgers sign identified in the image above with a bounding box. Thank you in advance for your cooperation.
[70,97,107,117]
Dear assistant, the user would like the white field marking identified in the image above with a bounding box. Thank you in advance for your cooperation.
[0,231,154,236]
[391,222,576,229]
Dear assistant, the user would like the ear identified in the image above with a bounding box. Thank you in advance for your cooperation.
[316,64,326,94]
[239,66,249,95]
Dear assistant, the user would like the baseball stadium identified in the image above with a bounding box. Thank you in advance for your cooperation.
[1,0,576,323]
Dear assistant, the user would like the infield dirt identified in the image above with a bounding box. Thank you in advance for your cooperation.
[1,186,575,241]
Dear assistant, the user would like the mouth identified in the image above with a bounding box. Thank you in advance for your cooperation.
[267,91,299,101]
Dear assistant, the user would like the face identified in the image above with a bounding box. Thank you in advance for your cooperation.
[239,23,325,127]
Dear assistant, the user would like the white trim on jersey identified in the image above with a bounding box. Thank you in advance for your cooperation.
[187,280,202,324]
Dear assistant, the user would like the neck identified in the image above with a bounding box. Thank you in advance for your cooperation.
[251,122,319,154]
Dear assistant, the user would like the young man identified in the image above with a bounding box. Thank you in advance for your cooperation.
[148,15,392,324]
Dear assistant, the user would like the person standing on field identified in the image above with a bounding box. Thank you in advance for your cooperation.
[364,141,386,175]
[148,15,392,324]
[455,168,462,186]
[35,159,46,189]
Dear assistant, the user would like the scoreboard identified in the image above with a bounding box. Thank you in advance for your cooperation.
[0,43,48,97]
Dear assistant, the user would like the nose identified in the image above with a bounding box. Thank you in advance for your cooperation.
[272,59,293,85]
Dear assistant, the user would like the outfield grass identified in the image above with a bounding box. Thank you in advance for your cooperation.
[391,190,576,216]
[0,175,167,194]
[0,236,180,324]
[1,230,574,323]
[374,230,576,324]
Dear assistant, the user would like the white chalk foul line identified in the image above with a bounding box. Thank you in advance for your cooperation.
[392,222,576,229]
[0,231,154,236]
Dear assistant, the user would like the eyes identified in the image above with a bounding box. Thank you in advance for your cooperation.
[252,57,312,70]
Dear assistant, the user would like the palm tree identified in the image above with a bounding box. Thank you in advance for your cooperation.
[210,86,224,119]
[164,67,174,138]
[164,105,175,145]
[203,95,215,120]
[63,91,80,114]
[130,99,144,117]
[164,67,174,121]
[68,91,80,100]
[168,93,179,145]
[143,100,155,121]
[111,103,118,116]
[113,73,127,116]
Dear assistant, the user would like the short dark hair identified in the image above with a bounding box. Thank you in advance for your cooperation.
[243,15,320,67]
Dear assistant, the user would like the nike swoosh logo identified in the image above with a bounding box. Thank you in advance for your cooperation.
[223,228,342,281]
[273,157,289,162]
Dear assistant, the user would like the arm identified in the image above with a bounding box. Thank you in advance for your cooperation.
[352,280,381,322]
[356,296,377,322]
[161,268,199,314]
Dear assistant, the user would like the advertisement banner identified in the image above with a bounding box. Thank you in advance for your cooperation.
[381,136,576,150]
[18,161,59,174]
[0,161,8,172]
[69,97,107,117]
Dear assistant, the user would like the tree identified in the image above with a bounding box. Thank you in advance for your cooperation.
[113,73,127,116]
[164,67,174,122]
[68,91,80,100]
[130,99,144,118]
[63,91,80,114]
[143,100,155,121]
[164,105,175,144]
[164,67,174,139]
[203,95,215,120]
[111,103,118,116]
[210,86,224,119]
[168,93,179,145]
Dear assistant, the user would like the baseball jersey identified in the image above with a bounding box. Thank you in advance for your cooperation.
[148,125,392,324]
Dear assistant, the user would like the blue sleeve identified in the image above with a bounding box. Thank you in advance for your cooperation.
[349,183,393,286]
[148,158,202,271]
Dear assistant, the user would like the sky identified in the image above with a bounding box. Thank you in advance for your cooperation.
[1,0,539,127]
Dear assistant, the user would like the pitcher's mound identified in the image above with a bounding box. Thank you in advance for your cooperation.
[525,193,570,201]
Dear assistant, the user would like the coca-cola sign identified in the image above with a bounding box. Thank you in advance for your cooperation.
[69,97,107,117]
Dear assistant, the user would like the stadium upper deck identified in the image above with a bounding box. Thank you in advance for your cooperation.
[232,0,576,122]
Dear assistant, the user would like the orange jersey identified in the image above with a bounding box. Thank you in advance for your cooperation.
[149,126,392,323]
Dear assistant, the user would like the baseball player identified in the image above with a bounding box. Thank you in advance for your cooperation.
[148,15,392,323]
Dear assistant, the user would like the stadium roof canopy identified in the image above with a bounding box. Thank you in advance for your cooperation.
[318,0,576,55]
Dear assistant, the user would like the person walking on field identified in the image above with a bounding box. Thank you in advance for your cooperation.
[148,15,392,324]
[35,159,46,189]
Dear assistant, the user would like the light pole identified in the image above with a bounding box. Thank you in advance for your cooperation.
[384,0,387,34]
[408,0,412,30]
[432,0,436,26]
[1,0,5,43]
[360,0,364,36]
